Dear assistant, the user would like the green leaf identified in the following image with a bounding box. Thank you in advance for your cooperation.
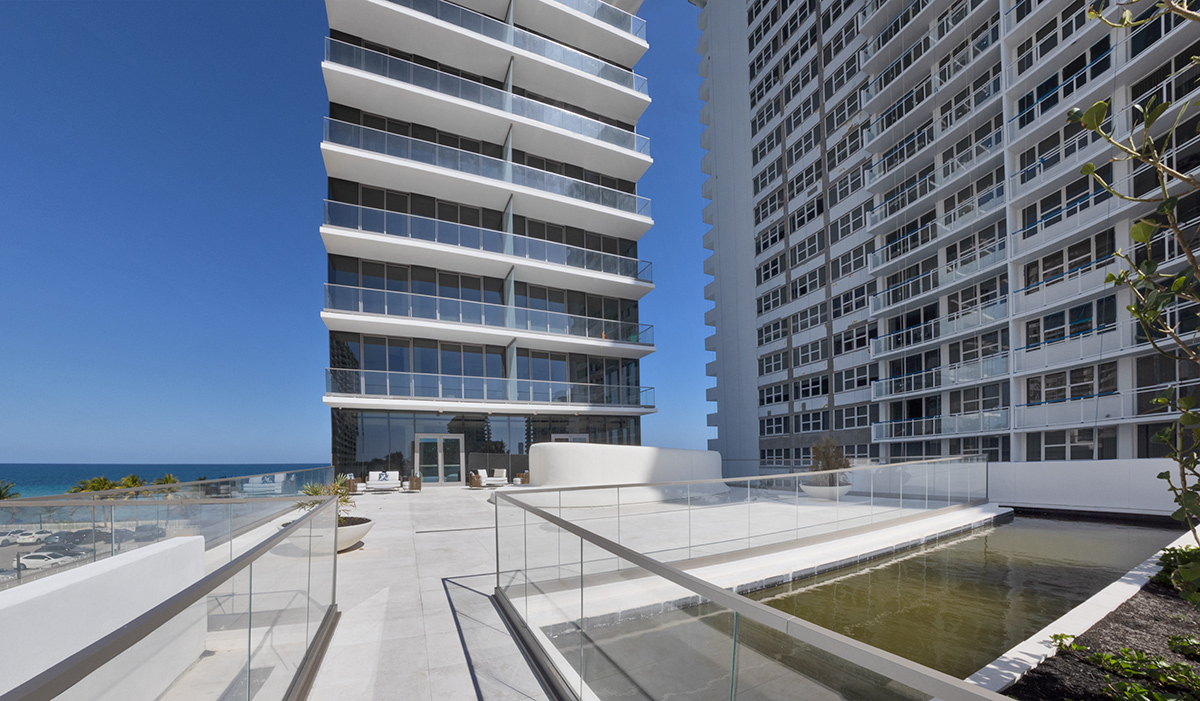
[1180,396,1198,411]
[1158,471,1172,480]
[1068,107,1085,124]
[1130,220,1156,244]
[1082,101,1109,130]
[1145,101,1171,129]
[1120,8,1133,25]
[1157,196,1178,215]
[1181,412,1200,426]
[1081,162,1097,176]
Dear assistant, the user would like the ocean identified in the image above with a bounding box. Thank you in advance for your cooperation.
[0,463,328,498]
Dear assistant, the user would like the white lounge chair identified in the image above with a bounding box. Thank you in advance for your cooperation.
[483,469,508,487]
[364,471,401,493]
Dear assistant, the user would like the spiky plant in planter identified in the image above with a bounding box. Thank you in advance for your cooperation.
[296,475,373,552]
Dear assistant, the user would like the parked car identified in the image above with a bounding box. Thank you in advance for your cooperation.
[0,530,24,546]
[133,525,166,542]
[13,552,70,570]
[16,530,54,545]
[69,529,112,545]
[36,544,92,558]
[41,532,73,545]
[112,529,135,544]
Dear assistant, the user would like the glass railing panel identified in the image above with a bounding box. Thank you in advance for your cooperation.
[380,0,648,94]
[323,282,653,344]
[579,554,737,699]
[325,39,648,154]
[19,498,338,701]
[324,120,649,216]
[747,475,799,549]
[549,0,646,39]
[245,514,325,699]
[325,369,653,407]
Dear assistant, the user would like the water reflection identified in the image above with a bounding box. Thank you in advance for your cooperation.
[747,516,1180,678]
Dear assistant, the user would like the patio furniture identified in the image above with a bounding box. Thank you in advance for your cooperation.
[483,469,508,487]
[406,473,422,492]
[469,472,484,489]
[364,471,401,493]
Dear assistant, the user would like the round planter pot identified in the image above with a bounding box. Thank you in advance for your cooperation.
[337,519,374,552]
[800,483,852,501]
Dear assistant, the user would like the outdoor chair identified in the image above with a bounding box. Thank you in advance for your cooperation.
[483,469,508,487]
[364,471,401,493]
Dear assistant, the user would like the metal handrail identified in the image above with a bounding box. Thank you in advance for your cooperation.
[1,497,337,701]
[494,464,1005,701]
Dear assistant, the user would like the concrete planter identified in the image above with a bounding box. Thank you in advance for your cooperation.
[337,519,374,552]
[800,484,852,500]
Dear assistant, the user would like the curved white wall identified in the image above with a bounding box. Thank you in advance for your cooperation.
[518,443,726,506]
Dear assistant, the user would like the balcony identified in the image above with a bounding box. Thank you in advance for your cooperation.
[868,169,938,228]
[543,0,647,40]
[929,20,999,93]
[322,283,654,354]
[872,297,1007,356]
[1011,258,1117,314]
[942,182,1004,234]
[1013,392,1124,430]
[327,0,649,124]
[1012,320,1132,373]
[870,239,1007,313]
[322,201,653,293]
[871,353,1009,400]
[392,0,646,93]
[870,220,939,272]
[872,408,1010,440]
[322,119,651,238]
[324,39,649,165]
[325,368,654,409]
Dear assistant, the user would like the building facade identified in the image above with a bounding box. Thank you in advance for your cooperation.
[321,0,656,482]
[696,0,1199,473]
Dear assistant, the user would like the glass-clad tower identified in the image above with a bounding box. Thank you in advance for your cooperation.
[321,0,655,483]
[696,0,1199,473]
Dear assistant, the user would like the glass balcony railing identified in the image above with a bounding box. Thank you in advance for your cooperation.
[326,39,649,155]
[870,220,939,271]
[872,352,1009,400]
[872,407,1009,440]
[326,368,654,407]
[870,239,1007,313]
[324,283,654,345]
[940,126,1003,181]
[548,0,646,39]
[942,182,1004,232]
[872,297,1007,355]
[324,119,651,217]
[381,0,648,94]
[324,200,652,282]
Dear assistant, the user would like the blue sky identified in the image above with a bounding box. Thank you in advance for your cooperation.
[0,1,710,463]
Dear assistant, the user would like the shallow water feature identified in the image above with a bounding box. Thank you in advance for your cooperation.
[746,516,1180,678]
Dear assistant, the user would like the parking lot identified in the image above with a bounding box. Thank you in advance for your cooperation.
[0,528,169,589]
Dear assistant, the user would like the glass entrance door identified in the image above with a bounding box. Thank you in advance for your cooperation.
[416,435,464,484]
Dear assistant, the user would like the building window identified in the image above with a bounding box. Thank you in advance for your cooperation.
[760,447,792,466]
[790,268,826,300]
[791,303,828,333]
[833,324,876,354]
[832,281,874,319]
[834,404,873,429]
[794,374,830,399]
[758,286,788,315]
[756,253,786,284]
[793,339,828,367]
[834,364,878,392]
[759,350,790,376]
[1025,361,1117,404]
[1026,427,1117,461]
[949,435,1011,462]
[760,415,791,436]
[758,318,789,346]
[795,411,829,433]
[1023,295,1117,348]
[755,221,787,254]
[790,230,825,267]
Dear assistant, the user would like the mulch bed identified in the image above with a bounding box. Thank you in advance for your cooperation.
[1005,582,1200,700]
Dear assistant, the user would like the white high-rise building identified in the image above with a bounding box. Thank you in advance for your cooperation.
[320,0,656,484]
[696,0,1199,474]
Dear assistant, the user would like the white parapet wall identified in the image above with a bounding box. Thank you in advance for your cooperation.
[0,536,206,699]
[988,459,1178,517]
[518,443,726,507]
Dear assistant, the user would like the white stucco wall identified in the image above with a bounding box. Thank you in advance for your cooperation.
[988,459,1179,516]
[0,536,206,699]
[519,444,726,506]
